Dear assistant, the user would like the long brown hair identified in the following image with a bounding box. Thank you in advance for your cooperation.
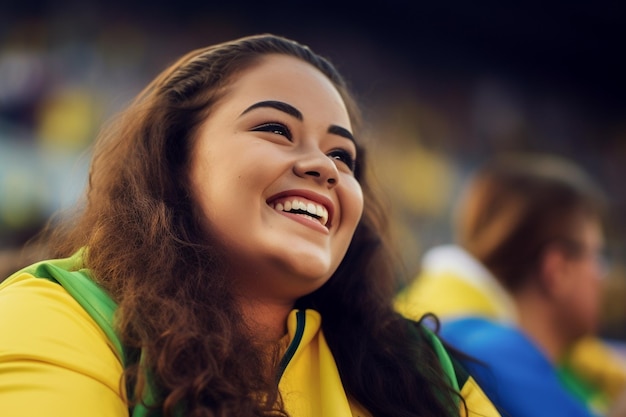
[37,34,460,417]
[456,152,607,292]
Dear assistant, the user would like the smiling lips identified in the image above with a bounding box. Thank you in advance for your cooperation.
[269,197,330,227]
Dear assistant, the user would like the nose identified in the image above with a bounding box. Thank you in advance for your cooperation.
[293,148,339,188]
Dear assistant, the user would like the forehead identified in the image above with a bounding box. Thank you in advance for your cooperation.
[221,54,351,127]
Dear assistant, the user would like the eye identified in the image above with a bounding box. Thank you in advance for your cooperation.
[251,122,292,141]
[328,149,356,172]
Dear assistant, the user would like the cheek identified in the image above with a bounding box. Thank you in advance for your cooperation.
[578,269,602,315]
[343,179,364,230]
[188,161,233,235]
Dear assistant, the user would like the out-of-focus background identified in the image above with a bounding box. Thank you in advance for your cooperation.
[2,1,626,338]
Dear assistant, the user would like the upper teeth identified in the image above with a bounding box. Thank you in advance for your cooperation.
[272,199,329,226]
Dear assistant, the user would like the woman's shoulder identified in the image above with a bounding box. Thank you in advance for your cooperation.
[0,269,127,415]
[0,267,124,385]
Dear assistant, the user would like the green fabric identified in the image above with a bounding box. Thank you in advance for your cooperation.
[22,251,153,417]
[423,327,460,393]
[414,323,462,414]
[20,250,126,366]
[557,362,609,415]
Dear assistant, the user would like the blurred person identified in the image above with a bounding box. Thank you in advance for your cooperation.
[0,34,500,416]
[396,152,626,417]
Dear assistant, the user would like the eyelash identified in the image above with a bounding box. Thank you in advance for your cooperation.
[251,121,357,172]
[329,149,356,172]
[251,122,293,140]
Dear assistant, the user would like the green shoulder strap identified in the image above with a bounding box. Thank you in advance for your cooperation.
[422,326,461,393]
[21,250,126,366]
[408,321,463,413]
[22,250,155,417]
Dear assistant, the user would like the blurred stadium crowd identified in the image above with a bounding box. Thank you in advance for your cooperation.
[1,1,626,338]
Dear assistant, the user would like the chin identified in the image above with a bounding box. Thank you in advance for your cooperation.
[268,245,334,274]
[283,258,336,284]
[293,264,334,283]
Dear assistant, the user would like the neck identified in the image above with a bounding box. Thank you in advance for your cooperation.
[236,294,295,342]
[514,289,568,363]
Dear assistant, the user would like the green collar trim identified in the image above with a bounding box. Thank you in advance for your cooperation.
[276,309,306,384]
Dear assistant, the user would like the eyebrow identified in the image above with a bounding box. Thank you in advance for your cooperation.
[240,100,356,143]
[328,125,355,143]
[241,100,302,120]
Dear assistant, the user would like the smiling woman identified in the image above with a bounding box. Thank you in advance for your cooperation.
[0,34,500,417]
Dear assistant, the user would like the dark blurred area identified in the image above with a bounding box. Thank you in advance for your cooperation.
[1,0,626,337]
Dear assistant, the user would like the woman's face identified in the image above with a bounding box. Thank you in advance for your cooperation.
[558,217,606,339]
[188,54,363,302]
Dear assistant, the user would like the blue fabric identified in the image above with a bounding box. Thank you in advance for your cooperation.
[441,317,600,417]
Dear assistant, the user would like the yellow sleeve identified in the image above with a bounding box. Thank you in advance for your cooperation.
[459,376,502,417]
[395,272,502,321]
[0,273,127,417]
